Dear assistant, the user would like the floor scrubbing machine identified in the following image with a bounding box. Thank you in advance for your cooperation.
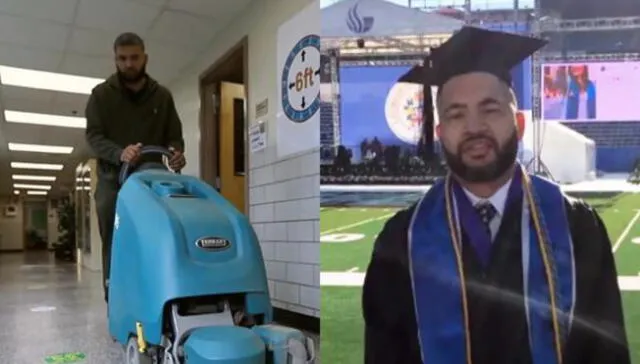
[108,146,316,364]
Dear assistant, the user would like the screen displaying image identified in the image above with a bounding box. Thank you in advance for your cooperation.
[542,62,640,122]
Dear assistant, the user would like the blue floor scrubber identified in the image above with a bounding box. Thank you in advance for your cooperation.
[107,146,316,364]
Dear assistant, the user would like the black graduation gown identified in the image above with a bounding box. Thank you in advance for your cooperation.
[362,195,630,364]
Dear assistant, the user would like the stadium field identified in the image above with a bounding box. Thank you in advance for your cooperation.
[320,193,640,364]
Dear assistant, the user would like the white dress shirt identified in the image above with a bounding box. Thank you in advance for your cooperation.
[462,178,513,241]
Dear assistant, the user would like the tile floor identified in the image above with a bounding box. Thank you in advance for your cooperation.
[0,252,319,364]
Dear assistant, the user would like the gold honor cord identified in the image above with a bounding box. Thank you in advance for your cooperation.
[444,175,473,364]
[444,168,563,364]
[521,171,564,364]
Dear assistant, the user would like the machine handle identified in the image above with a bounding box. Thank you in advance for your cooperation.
[118,145,182,185]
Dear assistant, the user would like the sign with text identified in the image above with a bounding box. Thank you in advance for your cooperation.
[276,0,320,158]
[249,121,267,153]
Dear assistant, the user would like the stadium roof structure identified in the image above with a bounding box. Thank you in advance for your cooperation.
[321,0,464,56]
[539,0,640,19]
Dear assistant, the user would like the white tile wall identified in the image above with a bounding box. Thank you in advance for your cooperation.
[251,147,320,317]
[168,0,320,318]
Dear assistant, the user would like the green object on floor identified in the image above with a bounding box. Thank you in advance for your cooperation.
[44,352,86,363]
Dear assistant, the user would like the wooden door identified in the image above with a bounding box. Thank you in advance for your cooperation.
[218,82,246,213]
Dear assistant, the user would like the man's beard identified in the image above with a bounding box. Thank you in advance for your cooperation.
[117,63,146,83]
[443,130,519,183]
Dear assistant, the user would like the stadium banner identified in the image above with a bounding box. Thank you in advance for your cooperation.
[276,0,321,158]
[542,62,640,122]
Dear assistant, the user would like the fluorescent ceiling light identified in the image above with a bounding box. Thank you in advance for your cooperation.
[13,190,20,195]
[26,190,48,196]
[12,175,56,182]
[75,177,90,182]
[8,143,73,154]
[0,66,103,95]
[14,183,51,190]
[75,186,91,191]
[11,162,64,170]
[4,110,86,128]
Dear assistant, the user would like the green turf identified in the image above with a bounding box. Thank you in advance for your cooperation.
[321,193,640,364]
[321,287,365,364]
[320,207,396,272]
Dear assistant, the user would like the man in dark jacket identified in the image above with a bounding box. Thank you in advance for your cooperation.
[85,32,186,302]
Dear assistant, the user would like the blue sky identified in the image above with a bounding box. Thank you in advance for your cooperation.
[320,0,534,10]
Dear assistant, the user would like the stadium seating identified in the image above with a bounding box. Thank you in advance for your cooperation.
[320,102,336,162]
[563,122,640,173]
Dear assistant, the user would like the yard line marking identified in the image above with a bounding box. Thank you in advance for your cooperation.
[618,275,640,291]
[612,210,640,253]
[321,272,365,286]
[347,267,359,273]
[320,213,395,235]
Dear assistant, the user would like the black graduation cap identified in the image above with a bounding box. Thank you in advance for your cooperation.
[399,26,547,87]
[398,26,546,160]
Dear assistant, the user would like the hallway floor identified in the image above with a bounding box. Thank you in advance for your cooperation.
[0,252,320,364]
[0,252,123,363]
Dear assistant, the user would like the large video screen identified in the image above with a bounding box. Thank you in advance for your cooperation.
[339,64,531,159]
[542,62,640,122]
[339,66,416,155]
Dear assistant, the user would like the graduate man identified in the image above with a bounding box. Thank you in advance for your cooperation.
[362,27,630,364]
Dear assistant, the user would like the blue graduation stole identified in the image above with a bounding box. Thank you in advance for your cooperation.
[408,167,576,364]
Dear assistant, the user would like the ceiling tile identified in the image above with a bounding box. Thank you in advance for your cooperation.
[67,28,120,58]
[75,0,163,34]
[146,10,220,50]
[0,45,63,71]
[7,149,82,167]
[0,0,79,24]
[3,123,82,147]
[58,53,113,78]
[145,41,197,71]
[1,86,56,114]
[0,14,70,52]
[51,93,90,117]
[167,0,252,19]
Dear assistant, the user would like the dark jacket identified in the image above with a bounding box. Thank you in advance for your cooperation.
[85,73,184,181]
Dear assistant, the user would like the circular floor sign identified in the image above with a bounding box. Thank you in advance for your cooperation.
[321,233,365,243]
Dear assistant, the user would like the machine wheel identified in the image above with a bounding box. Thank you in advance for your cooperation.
[124,336,154,364]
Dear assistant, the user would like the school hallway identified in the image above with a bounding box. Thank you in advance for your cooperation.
[0,252,123,363]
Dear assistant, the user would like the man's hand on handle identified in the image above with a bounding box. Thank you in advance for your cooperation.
[120,143,142,164]
[168,146,186,171]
